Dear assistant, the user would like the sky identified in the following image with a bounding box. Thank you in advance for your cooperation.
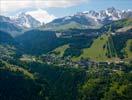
[0,0,132,23]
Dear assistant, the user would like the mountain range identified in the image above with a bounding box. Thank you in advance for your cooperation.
[0,12,41,36]
[47,7,132,29]
[1,7,132,30]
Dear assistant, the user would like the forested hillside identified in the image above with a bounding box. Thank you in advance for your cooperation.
[0,57,132,100]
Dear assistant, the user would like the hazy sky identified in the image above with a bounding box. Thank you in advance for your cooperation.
[0,0,132,23]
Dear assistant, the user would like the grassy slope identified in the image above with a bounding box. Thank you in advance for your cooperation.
[72,34,118,62]
[53,33,131,62]
[124,39,132,60]
[52,44,69,57]
[72,34,108,61]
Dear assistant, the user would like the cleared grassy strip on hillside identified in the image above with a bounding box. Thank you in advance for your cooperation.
[125,39,132,60]
[72,34,120,62]
[52,44,69,57]
[106,34,117,58]
[72,34,109,61]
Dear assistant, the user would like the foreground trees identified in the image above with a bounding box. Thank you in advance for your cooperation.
[0,59,132,100]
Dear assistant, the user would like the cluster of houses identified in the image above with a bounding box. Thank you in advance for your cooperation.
[18,54,127,72]
[40,54,116,69]
[41,54,77,67]
[55,31,99,38]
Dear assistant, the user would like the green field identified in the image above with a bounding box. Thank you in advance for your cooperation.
[52,44,69,57]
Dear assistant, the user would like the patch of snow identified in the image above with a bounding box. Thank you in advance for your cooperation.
[63,16,71,21]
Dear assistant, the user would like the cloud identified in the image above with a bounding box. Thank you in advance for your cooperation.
[0,0,87,15]
[0,0,31,15]
[26,9,56,23]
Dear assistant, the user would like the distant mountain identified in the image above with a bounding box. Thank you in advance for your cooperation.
[0,13,42,37]
[10,12,41,28]
[1,7,131,31]
[0,15,23,37]
[47,7,132,30]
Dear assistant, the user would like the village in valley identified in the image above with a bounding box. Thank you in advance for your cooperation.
[20,53,128,73]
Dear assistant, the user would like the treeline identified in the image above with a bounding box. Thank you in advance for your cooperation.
[112,33,132,59]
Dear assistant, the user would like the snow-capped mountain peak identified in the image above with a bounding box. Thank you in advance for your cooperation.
[48,7,132,29]
[10,12,41,28]
[75,7,132,21]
